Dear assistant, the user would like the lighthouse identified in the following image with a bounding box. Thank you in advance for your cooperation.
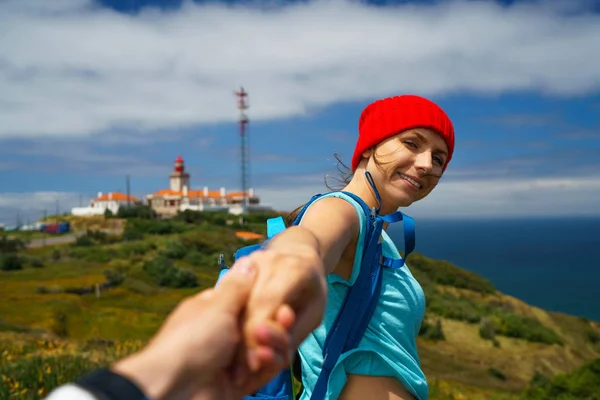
[169,155,190,193]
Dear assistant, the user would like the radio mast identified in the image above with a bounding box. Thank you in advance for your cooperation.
[235,87,250,216]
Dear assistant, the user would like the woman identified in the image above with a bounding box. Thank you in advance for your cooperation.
[236,94,455,400]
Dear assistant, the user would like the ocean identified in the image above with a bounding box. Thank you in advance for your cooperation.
[387,217,600,322]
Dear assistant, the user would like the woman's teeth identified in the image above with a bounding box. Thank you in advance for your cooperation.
[398,173,422,189]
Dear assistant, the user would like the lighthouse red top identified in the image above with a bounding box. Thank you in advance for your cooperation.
[174,155,184,173]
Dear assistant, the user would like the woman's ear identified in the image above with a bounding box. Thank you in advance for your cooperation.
[361,148,373,159]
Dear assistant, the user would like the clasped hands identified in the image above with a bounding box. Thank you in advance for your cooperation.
[112,247,326,400]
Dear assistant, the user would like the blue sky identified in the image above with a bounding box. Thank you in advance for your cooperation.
[1,0,600,225]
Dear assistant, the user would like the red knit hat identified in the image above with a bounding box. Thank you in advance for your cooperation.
[351,95,455,172]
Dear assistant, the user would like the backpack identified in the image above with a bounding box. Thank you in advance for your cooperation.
[216,173,416,400]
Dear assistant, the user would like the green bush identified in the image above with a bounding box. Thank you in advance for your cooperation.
[213,216,227,226]
[68,247,116,263]
[409,254,495,294]
[51,248,61,261]
[160,239,187,260]
[426,291,563,345]
[179,229,239,255]
[124,219,187,239]
[427,291,484,323]
[0,236,26,253]
[74,235,94,247]
[174,209,211,224]
[29,257,45,268]
[118,241,154,257]
[73,230,120,248]
[479,317,497,341]
[122,226,144,241]
[529,372,551,388]
[142,257,198,288]
[495,312,563,345]
[587,329,600,344]
[85,229,119,244]
[0,254,23,271]
[184,251,210,267]
[117,205,157,219]
[522,358,600,399]
[103,269,125,286]
[488,367,507,381]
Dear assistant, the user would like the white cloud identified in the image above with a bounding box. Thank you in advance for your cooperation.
[407,176,600,218]
[0,191,81,210]
[0,191,82,226]
[1,0,600,138]
[256,174,600,218]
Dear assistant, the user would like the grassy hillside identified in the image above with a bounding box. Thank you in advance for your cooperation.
[409,253,600,393]
[1,210,599,399]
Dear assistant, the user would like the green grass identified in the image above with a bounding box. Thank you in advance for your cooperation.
[1,212,599,399]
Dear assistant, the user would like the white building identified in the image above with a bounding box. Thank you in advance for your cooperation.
[146,155,273,216]
[71,192,141,216]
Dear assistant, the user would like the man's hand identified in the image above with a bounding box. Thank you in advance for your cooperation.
[112,258,294,400]
[231,247,327,393]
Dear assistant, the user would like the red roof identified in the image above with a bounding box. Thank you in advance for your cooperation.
[153,189,220,198]
[95,192,139,202]
[152,189,254,198]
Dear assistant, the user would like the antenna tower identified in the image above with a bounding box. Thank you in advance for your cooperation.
[235,87,250,215]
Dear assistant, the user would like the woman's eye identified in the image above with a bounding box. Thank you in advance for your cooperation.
[404,140,418,149]
[433,156,444,166]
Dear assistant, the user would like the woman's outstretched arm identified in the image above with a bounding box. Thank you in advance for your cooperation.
[232,196,360,391]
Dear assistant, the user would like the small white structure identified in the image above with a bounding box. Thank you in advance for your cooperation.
[17,222,45,231]
[71,192,141,216]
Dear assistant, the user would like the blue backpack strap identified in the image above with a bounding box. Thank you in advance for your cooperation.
[347,212,414,349]
[340,191,373,220]
[381,211,415,258]
[310,194,380,399]
[267,216,287,239]
[378,211,415,269]
[340,190,415,259]
[338,190,415,270]
[290,194,324,227]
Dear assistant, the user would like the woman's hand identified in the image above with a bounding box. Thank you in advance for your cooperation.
[232,198,359,392]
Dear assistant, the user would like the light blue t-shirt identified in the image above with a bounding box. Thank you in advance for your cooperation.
[297,192,428,400]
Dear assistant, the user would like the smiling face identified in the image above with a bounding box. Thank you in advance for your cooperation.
[359,128,449,212]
